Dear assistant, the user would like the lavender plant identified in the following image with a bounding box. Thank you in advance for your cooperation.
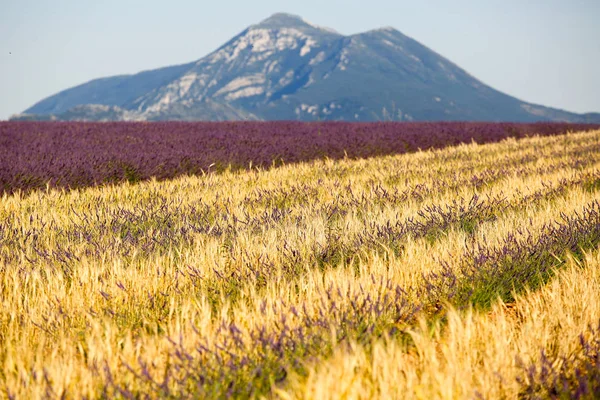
[423,201,600,312]
[517,322,600,399]
[1,121,598,194]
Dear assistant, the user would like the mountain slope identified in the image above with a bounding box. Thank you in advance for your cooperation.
[24,63,194,116]
[12,13,600,123]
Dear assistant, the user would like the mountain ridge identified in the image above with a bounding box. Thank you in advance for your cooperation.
[12,13,600,123]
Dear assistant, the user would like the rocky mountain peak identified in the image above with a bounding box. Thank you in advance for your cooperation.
[14,13,599,123]
[254,12,341,36]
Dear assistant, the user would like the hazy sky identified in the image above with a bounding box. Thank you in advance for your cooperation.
[1,0,599,120]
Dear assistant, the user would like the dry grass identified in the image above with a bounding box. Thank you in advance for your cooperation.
[279,250,600,399]
[1,130,599,398]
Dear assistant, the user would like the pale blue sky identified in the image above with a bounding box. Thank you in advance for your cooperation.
[1,0,599,120]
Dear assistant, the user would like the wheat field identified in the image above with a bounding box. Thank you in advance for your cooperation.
[1,129,600,398]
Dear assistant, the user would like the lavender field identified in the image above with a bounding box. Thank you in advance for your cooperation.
[1,121,598,194]
[1,124,600,398]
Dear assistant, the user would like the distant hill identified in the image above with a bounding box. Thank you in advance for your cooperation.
[12,13,600,123]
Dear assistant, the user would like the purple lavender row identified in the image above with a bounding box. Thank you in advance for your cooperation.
[1,121,598,194]
[422,200,600,312]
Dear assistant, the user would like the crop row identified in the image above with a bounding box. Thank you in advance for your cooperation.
[5,175,596,397]
[95,200,600,398]
[278,247,600,399]
[3,168,598,296]
[1,121,599,194]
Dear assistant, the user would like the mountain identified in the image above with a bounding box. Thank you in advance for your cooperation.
[12,13,600,123]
